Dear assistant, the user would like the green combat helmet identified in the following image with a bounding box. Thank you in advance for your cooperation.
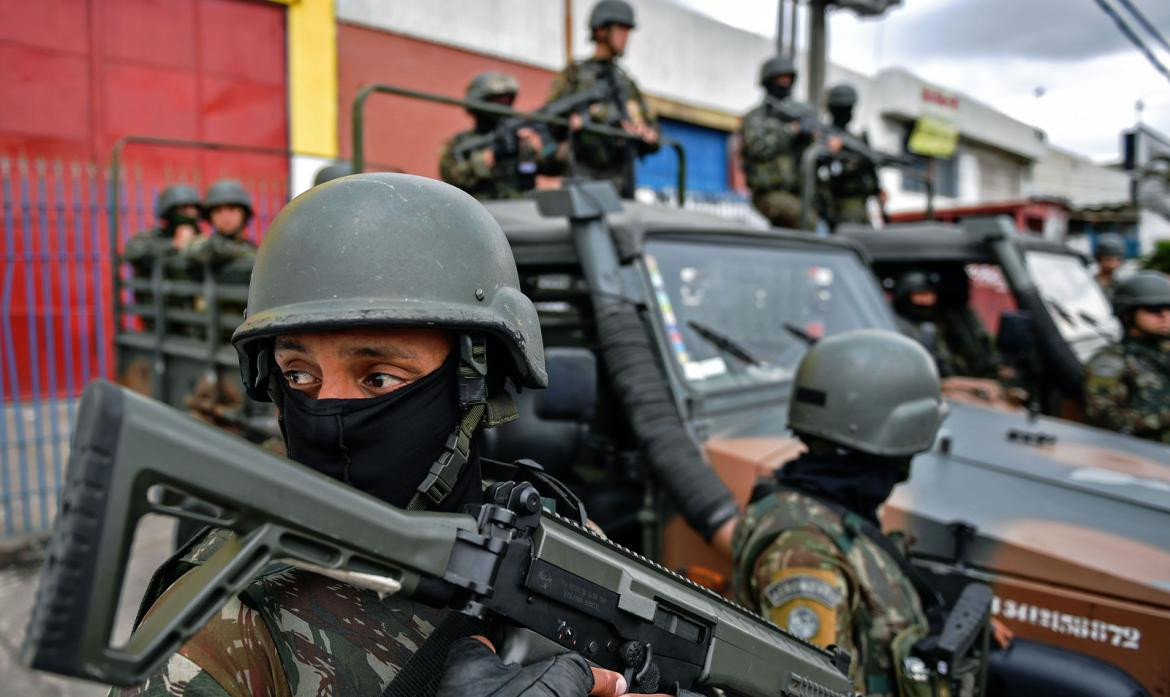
[788,328,946,456]
[154,184,201,221]
[465,71,519,110]
[203,179,254,223]
[826,84,858,108]
[589,0,636,29]
[1112,271,1170,319]
[313,162,353,187]
[233,173,547,508]
[759,55,797,87]
[1094,233,1126,260]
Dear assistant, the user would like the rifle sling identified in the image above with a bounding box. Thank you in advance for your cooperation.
[381,612,484,697]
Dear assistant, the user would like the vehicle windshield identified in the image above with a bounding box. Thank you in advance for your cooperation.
[643,238,896,391]
[1025,250,1121,363]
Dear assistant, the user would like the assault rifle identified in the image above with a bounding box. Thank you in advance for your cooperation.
[451,81,614,163]
[765,96,910,168]
[23,380,857,696]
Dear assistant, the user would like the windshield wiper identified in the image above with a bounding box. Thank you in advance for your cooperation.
[687,320,766,366]
[783,323,819,346]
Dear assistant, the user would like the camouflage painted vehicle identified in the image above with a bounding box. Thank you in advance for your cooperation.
[474,187,1167,696]
[838,217,1122,420]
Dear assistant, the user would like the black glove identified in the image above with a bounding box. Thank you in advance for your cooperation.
[436,637,596,697]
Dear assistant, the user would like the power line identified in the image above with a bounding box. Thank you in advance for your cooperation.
[1114,0,1170,54]
[1090,0,1170,86]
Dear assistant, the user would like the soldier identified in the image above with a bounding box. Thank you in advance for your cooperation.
[818,84,882,230]
[891,271,999,380]
[439,71,558,200]
[121,184,203,328]
[1084,271,1170,444]
[313,161,353,187]
[1093,233,1126,297]
[732,329,984,697]
[182,179,258,284]
[547,0,660,198]
[739,55,821,229]
[112,173,664,697]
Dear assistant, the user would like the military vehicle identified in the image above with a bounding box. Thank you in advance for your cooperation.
[839,218,1122,420]
[109,87,1168,693]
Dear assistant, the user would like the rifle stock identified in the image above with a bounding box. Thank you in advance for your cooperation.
[23,380,856,697]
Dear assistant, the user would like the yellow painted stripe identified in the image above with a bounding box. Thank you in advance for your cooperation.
[287,0,338,157]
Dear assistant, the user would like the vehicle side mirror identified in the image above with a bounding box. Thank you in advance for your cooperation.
[534,348,597,422]
[996,311,1034,359]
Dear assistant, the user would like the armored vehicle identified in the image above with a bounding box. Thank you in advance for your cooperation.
[839,218,1122,420]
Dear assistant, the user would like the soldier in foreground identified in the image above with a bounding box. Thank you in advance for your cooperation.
[1093,233,1126,297]
[548,0,659,198]
[440,71,560,200]
[111,174,663,697]
[818,84,882,230]
[733,329,984,696]
[740,55,820,229]
[1085,271,1170,444]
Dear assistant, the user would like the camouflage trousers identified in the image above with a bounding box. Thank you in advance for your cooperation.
[752,189,813,230]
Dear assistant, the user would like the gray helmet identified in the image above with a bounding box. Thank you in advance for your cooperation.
[154,184,201,220]
[788,329,946,457]
[759,55,797,87]
[466,71,519,113]
[1094,233,1125,259]
[1112,271,1170,318]
[589,0,636,30]
[313,162,353,187]
[203,179,254,221]
[827,84,858,108]
[232,173,547,401]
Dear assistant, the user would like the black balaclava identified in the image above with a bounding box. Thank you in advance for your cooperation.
[162,210,199,238]
[273,353,482,513]
[766,81,793,102]
[829,105,853,130]
[774,439,910,526]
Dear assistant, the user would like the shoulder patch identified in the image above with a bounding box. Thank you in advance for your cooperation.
[762,567,846,609]
[1088,352,1126,380]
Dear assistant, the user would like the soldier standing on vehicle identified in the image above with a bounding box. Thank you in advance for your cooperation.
[733,329,986,697]
[1093,233,1126,297]
[740,55,821,229]
[1085,271,1170,444]
[121,184,203,328]
[818,84,882,230]
[182,179,257,283]
[111,173,671,697]
[547,0,660,198]
[440,71,559,200]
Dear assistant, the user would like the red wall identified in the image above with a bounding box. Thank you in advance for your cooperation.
[0,0,288,180]
[338,23,560,179]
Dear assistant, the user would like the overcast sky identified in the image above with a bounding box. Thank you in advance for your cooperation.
[672,0,1170,162]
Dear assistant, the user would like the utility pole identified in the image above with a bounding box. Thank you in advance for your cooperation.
[807,0,828,107]
[776,0,786,54]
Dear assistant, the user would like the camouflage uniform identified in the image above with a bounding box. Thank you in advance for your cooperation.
[111,529,447,697]
[121,229,197,329]
[897,311,998,380]
[739,98,817,229]
[547,58,658,197]
[438,130,557,201]
[181,233,257,284]
[733,488,929,697]
[819,152,879,228]
[1084,336,1170,444]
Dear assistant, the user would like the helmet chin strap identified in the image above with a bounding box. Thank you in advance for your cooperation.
[406,333,518,511]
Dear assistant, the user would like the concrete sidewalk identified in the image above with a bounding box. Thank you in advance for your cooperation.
[0,515,175,696]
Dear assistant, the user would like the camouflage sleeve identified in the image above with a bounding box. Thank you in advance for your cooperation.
[110,572,290,697]
[740,109,792,163]
[547,65,577,102]
[438,136,494,191]
[1084,350,1161,435]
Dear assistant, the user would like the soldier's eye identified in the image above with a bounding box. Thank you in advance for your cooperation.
[283,370,316,387]
[364,373,404,390]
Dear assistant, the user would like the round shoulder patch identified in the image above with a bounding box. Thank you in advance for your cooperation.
[1087,351,1126,380]
[760,566,848,647]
